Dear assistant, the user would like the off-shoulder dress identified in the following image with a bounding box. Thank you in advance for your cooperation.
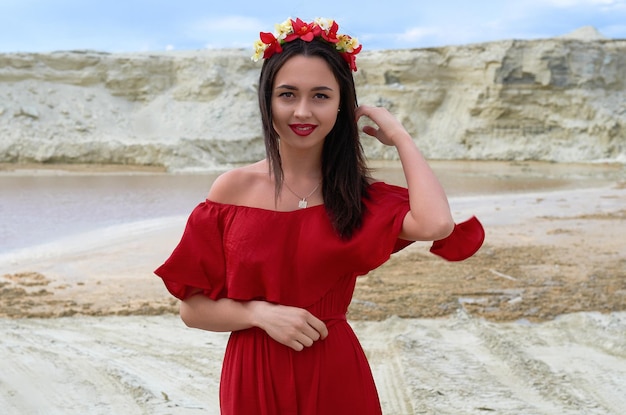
[155,181,483,414]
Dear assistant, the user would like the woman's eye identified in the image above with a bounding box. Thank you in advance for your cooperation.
[314,93,329,99]
[278,92,294,98]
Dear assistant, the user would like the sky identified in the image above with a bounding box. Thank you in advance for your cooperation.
[0,0,625,54]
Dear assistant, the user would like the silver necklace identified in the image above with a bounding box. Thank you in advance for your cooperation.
[283,180,321,209]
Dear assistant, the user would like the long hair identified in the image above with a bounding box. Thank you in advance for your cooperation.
[258,38,370,239]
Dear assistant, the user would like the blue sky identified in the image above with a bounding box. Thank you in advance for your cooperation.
[1,0,625,53]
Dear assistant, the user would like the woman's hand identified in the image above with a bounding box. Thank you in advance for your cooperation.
[355,105,454,241]
[180,296,327,352]
[249,301,329,352]
[355,105,411,146]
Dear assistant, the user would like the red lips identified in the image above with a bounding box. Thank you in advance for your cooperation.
[289,124,317,136]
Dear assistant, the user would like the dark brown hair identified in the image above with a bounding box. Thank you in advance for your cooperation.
[258,38,370,238]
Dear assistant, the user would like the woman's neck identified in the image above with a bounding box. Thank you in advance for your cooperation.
[278,147,323,181]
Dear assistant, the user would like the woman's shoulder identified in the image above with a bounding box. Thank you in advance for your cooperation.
[207,160,270,205]
[365,180,409,205]
[367,180,407,194]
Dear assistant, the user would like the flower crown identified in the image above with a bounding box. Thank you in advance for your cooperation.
[252,17,362,72]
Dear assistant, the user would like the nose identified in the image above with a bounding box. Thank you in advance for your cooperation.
[294,98,312,119]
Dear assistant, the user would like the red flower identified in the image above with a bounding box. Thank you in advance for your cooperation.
[284,18,321,42]
[320,20,339,44]
[252,17,362,72]
[260,31,282,59]
[340,45,362,72]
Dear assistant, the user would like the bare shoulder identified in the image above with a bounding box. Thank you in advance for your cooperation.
[207,160,271,205]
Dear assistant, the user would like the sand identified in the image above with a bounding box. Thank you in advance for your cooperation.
[1,162,625,414]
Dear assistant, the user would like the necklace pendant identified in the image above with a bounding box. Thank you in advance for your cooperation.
[298,199,308,209]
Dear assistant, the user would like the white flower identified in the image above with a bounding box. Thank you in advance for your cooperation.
[274,18,294,41]
[314,17,334,31]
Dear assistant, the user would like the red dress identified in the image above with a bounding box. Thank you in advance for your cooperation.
[155,182,484,414]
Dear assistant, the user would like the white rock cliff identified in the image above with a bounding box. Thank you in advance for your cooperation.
[1,34,624,170]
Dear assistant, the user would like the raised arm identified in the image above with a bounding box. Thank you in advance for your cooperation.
[356,105,454,241]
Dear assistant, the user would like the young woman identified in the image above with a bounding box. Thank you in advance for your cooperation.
[155,17,483,415]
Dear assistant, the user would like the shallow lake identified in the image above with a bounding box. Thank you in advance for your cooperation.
[1,160,623,253]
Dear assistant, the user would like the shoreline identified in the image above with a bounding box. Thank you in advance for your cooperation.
[1,159,623,254]
[2,159,624,173]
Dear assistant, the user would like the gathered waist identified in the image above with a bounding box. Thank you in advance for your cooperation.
[321,313,347,329]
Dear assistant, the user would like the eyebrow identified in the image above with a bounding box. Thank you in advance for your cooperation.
[275,84,335,92]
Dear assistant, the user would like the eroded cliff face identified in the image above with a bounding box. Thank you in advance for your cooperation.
[0,49,262,170]
[356,39,625,163]
[1,38,624,170]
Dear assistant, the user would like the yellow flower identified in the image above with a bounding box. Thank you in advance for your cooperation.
[337,34,360,53]
[252,40,266,62]
[252,17,362,71]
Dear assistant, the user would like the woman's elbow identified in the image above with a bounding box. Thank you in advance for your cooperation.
[436,215,455,240]
[422,214,455,241]
[179,299,200,328]
[402,213,455,241]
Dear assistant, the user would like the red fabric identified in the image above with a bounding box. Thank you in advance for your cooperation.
[155,182,413,306]
[429,215,485,261]
[155,182,412,414]
[154,182,482,413]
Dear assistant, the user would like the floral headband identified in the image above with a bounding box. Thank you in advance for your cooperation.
[252,17,362,72]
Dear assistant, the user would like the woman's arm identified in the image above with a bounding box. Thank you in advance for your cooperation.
[356,105,454,241]
[180,294,328,351]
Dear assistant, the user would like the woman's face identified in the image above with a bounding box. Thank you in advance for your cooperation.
[271,55,340,152]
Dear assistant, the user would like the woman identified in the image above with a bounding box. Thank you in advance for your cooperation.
[155,17,483,415]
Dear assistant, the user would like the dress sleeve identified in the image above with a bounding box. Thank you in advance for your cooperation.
[364,182,415,255]
[154,201,227,300]
[368,182,485,261]
[429,215,485,261]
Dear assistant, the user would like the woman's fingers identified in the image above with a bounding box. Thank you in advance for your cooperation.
[291,317,328,351]
[254,302,329,351]
[355,105,406,146]
[291,314,327,349]
[307,315,329,340]
[361,124,379,138]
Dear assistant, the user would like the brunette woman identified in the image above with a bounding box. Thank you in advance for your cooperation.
[156,17,483,414]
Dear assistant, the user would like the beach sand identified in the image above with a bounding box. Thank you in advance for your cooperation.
[1,162,625,414]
